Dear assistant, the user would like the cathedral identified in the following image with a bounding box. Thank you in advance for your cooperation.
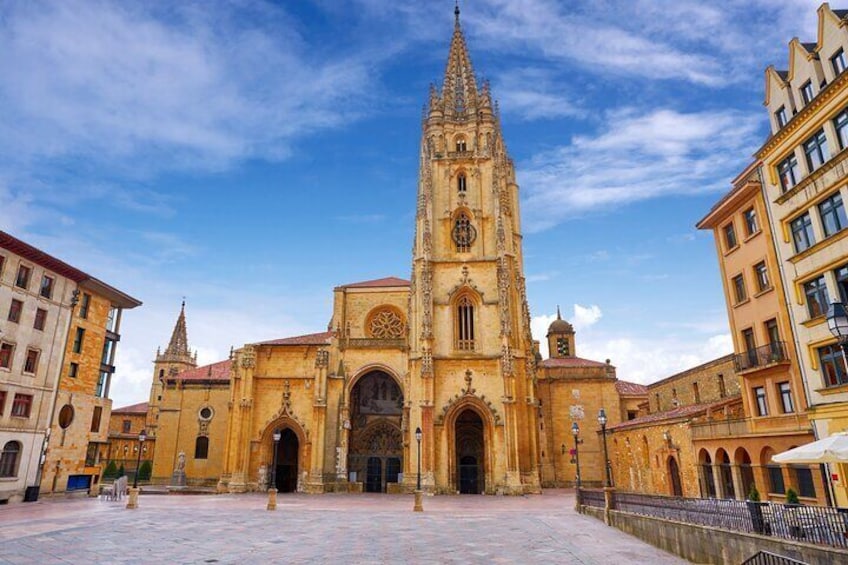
[143,9,645,495]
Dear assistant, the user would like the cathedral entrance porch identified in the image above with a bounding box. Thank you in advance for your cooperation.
[348,370,404,493]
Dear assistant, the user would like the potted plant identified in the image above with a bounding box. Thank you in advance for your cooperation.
[784,488,803,539]
[785,488,800,506]
[747,485,767,535]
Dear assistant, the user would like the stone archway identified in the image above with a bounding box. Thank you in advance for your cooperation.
[668,456,683,496]
[348,370,404,492]
[455,409,484,494]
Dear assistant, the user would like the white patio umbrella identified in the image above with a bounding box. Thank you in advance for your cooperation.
[772,432,848,464]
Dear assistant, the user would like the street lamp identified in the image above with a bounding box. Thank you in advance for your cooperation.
[827,301,848,352]
[415,427,422,491]
[572,421,583,489]
[270,429,282,491]
[132,429,146,489]
[598,408,611,488]
[414,427,423,512]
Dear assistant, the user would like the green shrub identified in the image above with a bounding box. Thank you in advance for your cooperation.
[117,463,125,478]
[786,488,800,505]
[102,460,118,479]
[747,484,760,502]
[137,460,152,481]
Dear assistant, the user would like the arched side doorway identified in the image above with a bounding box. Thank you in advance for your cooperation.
[348,370,403,493]
[455,409,484,494]
[274,428,299,493]
[699,449,716,498]
[735,447,755,498]
[717,449,735,499]
[668,456,683,497]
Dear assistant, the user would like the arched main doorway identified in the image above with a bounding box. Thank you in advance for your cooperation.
[348,370,403,493]
[455,409,484,494]
[274,428,299,492]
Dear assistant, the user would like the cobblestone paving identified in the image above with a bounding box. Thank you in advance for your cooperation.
[0,490,688,564]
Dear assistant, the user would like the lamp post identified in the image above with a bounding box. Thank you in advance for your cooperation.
[598,409,611,488]
[414,427,423,512]
[571,422,582,489]
[126,429,145,509]
[270,429,282,491]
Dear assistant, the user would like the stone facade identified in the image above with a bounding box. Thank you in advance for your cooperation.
[0,231,139,503]
[145,12,642,497]
[648,355,738,413]
[102,402,154,472]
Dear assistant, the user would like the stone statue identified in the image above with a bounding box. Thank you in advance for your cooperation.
[170,451,187,488]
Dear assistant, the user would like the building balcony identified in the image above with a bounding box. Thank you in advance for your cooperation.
[733,341,790,373]
[691,418,752,440]
[341,338,407,350]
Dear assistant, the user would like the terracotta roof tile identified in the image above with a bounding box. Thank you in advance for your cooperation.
[112,401,149,414]
[173,359,231,382]
[616,380,648,396]
[608,400,728,431]
[539,357,609,369]
[259,331,333,346]
[338,276,410,289]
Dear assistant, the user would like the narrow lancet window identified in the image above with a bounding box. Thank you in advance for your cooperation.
[457,173,467,194]
[456,296,475,351]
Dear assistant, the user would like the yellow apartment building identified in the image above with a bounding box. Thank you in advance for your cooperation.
[757,2,848,505]
[698,164,824,504]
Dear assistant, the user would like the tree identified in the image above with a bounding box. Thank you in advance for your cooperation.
[103,460,118,479]
[117,463,125,478]
[137,460,152,481]
[747,484,761,502]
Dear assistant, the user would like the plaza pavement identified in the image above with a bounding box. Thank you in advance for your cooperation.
[0,489,689,564]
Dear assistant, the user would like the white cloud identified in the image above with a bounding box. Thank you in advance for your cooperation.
[0,1,374,175]
[520,108,761,230]
[573,304,602,330]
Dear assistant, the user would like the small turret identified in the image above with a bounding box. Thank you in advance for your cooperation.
[546,306,576,358]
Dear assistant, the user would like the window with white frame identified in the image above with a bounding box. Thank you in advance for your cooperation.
[801,80,814,104]
[834,108,848,150]
[803,130,830,172]
[732,274,747,304]
[804,276,830,318]
[754,386,768,416]
[743,207,758,236]
[754,261,770,292]
[775,106,788,128]
[818,344,848,387]
[790,213,815,253]
[778,382,794,413]
[778,154,801,192]
[832,48,847,75]
[818,192,847,237]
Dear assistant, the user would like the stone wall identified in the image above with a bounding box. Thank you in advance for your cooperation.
[648,355,737,413]
[583,506,845,565]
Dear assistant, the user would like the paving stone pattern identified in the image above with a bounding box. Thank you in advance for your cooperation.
[0,490,689,564]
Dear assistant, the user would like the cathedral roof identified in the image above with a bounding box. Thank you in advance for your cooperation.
[172,359,231,382]
[337,276,410,289]
[615,380,648,397]
[538,356,608,369]
[112,401,149,414]
[259,331,334,346]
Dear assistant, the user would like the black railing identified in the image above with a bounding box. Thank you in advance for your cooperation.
[580,489,605,509]
[734,341,789,372]
[741,551,808,565]
[606,491,848,549]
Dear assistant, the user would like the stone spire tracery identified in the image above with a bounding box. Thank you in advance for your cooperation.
[156,300,197,367]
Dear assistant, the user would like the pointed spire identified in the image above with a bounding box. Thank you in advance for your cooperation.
[556,305,561,320]
[441,2,478,120]
[156,300,196,367]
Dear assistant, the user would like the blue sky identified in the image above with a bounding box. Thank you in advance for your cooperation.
[0,0,824,407]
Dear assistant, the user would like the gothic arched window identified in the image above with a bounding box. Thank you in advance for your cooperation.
[457,173,467,194]
[452,212,476,253]
[456,295,476,351]
[456,137,467,152]
[195,436,209,460]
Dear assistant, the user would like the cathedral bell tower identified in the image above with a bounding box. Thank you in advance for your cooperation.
[147,301,197,436]
[407,6,540,494]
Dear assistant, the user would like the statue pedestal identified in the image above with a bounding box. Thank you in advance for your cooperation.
[170,470,186,487]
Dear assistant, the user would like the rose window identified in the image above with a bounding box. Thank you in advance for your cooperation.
[368,309,405,339]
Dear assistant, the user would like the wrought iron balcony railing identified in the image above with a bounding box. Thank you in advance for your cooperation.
[733,341,790,372]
